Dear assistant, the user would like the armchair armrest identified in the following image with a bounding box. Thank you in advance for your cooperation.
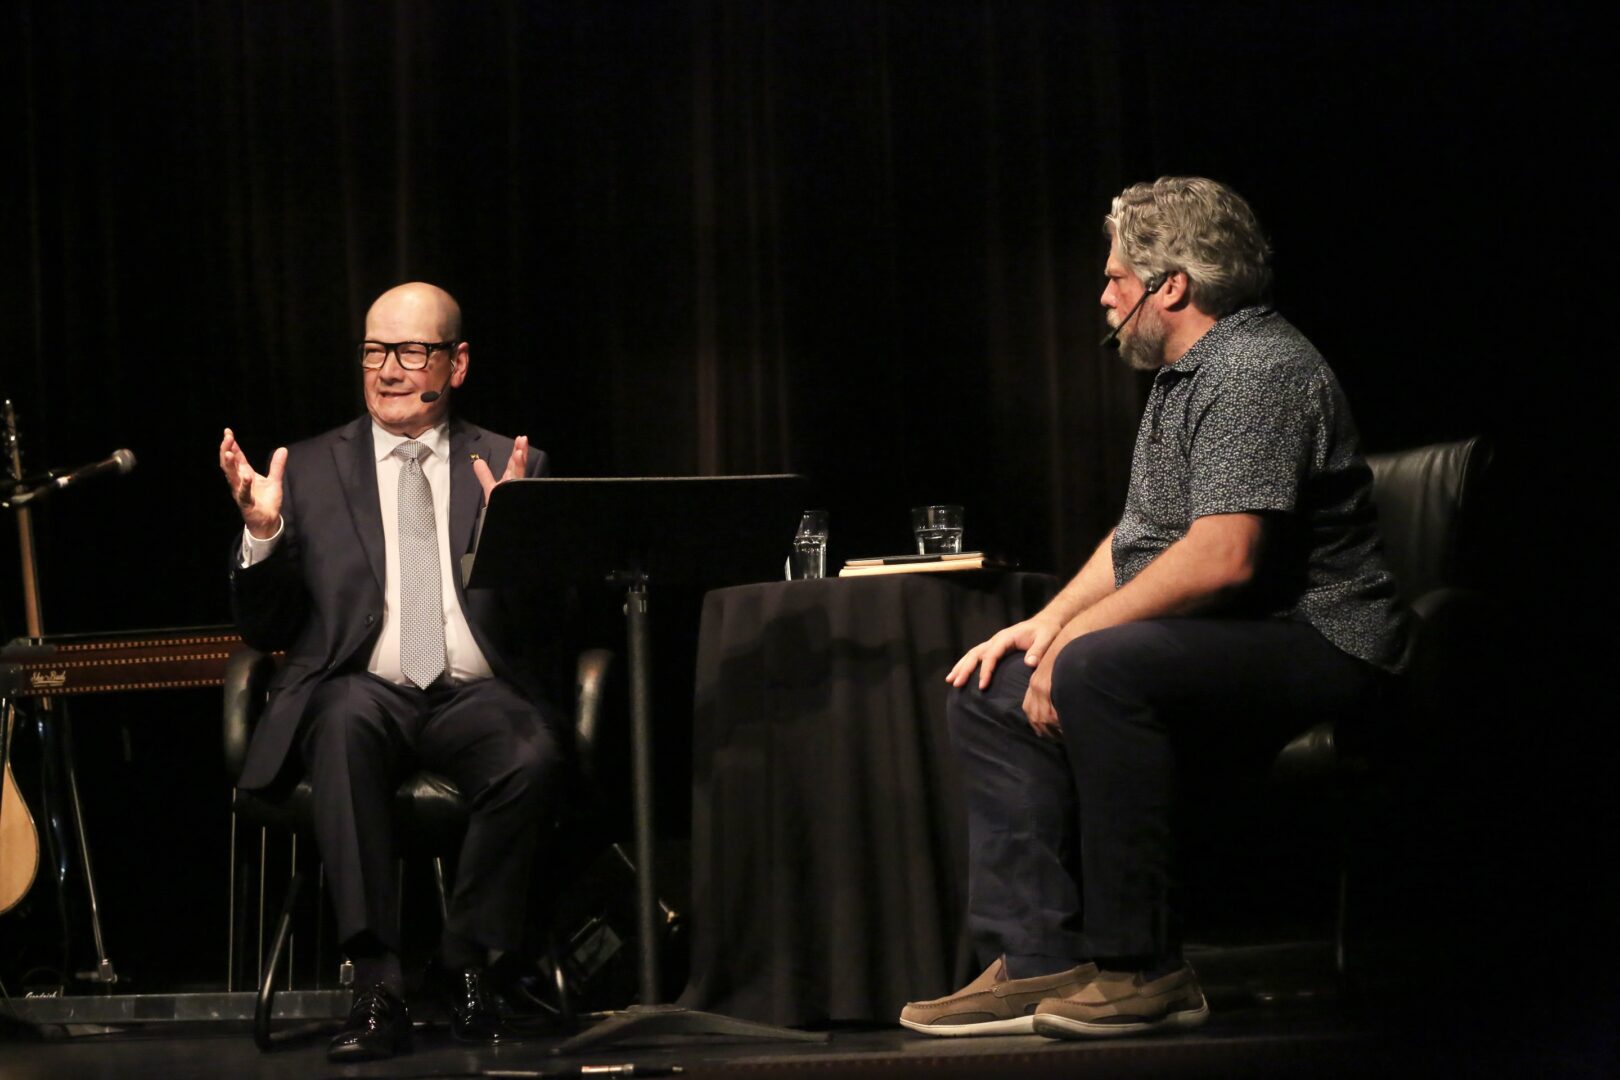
[1401,584,1503,731]
[574,648,615,786]
[1273,584,1502,790]
[223,647,278,783]
[1271,720,1342,787]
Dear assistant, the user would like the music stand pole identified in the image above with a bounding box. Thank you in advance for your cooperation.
[465,475,828,1051]
[615,571,661,1005]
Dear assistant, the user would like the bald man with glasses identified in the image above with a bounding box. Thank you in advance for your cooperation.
[219,282,557,1061]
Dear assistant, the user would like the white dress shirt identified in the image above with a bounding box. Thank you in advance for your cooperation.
[240,420,494,686]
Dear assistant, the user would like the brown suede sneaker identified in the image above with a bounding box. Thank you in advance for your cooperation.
[899,958,1098,1036]
[1032,965,1209,1038]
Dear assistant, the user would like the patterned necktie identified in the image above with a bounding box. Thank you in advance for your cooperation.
[393,440,446,689]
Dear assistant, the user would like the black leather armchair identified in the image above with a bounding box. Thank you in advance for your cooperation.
[223,647,616,1049]
[1271,436,1495,976]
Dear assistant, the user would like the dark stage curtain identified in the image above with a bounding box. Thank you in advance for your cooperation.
[5,0,1150,644]
[9,0,1587,634]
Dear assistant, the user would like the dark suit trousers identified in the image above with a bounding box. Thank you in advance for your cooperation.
[298,672,561,958]
[947,617,1384,972]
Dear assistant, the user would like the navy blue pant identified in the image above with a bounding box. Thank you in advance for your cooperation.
[299,673,562,959]
[947,617,1384,974]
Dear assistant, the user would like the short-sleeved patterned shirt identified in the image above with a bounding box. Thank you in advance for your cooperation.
[1112,306,1408,671]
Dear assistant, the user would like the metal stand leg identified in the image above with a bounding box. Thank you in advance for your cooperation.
[256,826,268,990]
[432,856,451,922]
[255,868,306,1052]
[57,706,115,987]
[626,579,659,1005]
[226,792,238,991]
[286,835,297,991]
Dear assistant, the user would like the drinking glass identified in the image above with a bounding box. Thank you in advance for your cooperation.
[910,504,963,555]
[788,509,829,579]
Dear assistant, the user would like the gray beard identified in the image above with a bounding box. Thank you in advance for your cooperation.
[1117,306,1167,371]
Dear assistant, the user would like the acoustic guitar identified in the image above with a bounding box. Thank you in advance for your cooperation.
[2,400,44,915]
[1,705,38,914]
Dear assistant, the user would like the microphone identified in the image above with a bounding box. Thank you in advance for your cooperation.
[6,449,136,506]
[52,448,137,490]
[1099,272,1169,348]
[419,368,455,404]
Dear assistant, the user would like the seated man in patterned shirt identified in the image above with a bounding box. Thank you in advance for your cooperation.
[900,177,1407,1039]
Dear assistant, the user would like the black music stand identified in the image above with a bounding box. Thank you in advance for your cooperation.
[464,475,828,1051]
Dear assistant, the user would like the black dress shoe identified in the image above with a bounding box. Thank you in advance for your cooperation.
[434,963,507,1042]
[328,983,412,1062]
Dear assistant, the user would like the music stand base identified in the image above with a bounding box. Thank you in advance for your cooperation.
[553,1004,827,1054]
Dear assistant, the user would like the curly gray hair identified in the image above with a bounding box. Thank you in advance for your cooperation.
[1105,177,1273,317]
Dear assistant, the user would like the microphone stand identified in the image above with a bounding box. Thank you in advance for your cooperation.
[2,399,118,989]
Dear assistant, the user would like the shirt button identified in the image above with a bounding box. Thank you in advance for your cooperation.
[365,613,376,626]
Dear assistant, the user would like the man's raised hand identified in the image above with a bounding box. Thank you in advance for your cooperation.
[219,427,286,539]
[473,434,529,505]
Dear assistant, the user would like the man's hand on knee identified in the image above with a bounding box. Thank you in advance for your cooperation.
[1022,652,1063,739]
[947,614,1064,690]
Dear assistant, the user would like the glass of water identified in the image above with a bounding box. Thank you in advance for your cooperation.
[911,504,963,555]
[788,510,829,579]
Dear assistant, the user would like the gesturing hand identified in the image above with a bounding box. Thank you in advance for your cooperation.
[472,434,529,505]
[219,427,286,539]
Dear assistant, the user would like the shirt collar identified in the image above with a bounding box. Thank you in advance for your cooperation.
[1164,304,1271,374]
[372,419,450,463]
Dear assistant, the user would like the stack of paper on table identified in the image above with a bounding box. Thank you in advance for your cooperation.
[837,552,1007,577]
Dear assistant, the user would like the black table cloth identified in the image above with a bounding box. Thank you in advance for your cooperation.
[678,571,1059,1026]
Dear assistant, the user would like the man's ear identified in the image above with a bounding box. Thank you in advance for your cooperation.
[1158,270,1191,310]
[450,342,471,389]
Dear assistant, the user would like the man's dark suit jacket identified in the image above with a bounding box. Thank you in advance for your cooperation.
[229,414,549,791]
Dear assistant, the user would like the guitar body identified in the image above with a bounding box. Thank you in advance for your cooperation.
[3,400,47,917]
[0,741,40,914]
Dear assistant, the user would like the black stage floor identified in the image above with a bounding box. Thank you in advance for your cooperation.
[1,945,1615,1079]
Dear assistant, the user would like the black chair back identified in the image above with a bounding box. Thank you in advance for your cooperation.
[1365,437,1492,605]
[1273,436,1493,780]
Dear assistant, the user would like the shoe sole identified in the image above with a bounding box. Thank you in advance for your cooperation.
[327,1045,405,1063]
[900,1015,1038,1037]
[327,1032,412,1062]
[1031,998,1209,1039]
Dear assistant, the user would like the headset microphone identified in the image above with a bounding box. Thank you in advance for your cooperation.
[419,367,455,404]
[1099,271,1169,348]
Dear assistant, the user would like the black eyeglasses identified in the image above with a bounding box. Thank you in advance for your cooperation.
[358,340,458,371]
